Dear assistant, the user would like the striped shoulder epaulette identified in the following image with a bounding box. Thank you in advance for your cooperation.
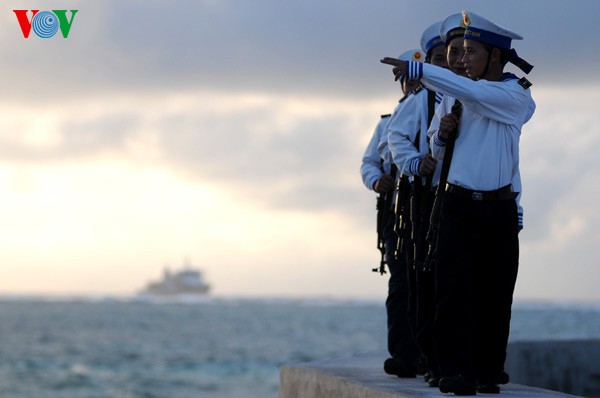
[518,77,532,89]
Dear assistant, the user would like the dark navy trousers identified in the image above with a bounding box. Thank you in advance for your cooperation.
[383,214,419,371]
[411,192,438,377]
[433,192,519,384]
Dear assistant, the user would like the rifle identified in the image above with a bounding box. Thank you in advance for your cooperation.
[423,100,462,272]
[372,163,397,275]
[411,89,437,271]
[411,175,432,271]
[393,174,412,262]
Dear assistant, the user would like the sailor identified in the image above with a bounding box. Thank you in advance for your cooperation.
[386,20,447,386]
[360,48,424,378]
[430,13,535,234]
[381,10,535,395]
[427,15,535,390]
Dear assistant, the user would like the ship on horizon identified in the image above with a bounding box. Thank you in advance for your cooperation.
[139,265,211,296]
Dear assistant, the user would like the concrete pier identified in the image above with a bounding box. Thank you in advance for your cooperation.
[280,351,581,398]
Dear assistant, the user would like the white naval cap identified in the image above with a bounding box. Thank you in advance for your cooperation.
[461,10,522,49]
[420,21,444,54]
[398,48,425,63]
[439,12,466,44]
[460,10,533,73]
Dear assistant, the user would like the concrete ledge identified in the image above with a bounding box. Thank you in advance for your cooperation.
[279,352,581,398]
[506,340,600,397]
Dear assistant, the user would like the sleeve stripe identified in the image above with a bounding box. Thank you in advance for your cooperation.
[435,92,443,104]
[409,157,421,175]
[407,61,423,81]
[433,134,447,147]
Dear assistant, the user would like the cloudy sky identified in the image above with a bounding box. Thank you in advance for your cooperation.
[1,0,598,302]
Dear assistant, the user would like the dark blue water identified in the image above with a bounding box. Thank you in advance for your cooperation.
[0,297,598,398]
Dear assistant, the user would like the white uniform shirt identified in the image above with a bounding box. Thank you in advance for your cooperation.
[360,96,413,190]
[406,62,534,193]
[387,87,442,183]
[427,92,536,229]
[361,114,392,190]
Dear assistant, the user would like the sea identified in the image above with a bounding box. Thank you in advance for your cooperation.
[0,296,599,398]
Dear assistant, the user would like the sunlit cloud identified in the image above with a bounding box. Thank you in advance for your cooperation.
[1,83,599,300]
[1,0,599,301]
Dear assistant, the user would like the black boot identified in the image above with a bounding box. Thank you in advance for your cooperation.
[439,375,476,396]
[496,371,509,385]
[383,358,417,378]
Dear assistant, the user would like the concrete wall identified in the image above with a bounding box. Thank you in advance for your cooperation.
[280,351,581,398]
[506,340,600,397]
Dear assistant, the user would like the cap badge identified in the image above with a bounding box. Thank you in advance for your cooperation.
[462,10,471,27]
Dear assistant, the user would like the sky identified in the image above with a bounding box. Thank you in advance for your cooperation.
[1,0,599,302]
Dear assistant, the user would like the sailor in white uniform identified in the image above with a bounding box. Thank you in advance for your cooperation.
[361,49,423,194]
[386,20,448,387]
[381,10,535,395]
[429,14,536,233]
[360,48,424,378]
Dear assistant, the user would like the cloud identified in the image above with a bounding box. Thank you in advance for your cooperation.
[2,84,598,233]
[519,168,600,301]
[1,0,600,299]
[0,89,388,223]
[520,87,600,242]
[3,0,599,103]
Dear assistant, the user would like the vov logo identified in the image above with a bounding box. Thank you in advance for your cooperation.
[13,10,78,38]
